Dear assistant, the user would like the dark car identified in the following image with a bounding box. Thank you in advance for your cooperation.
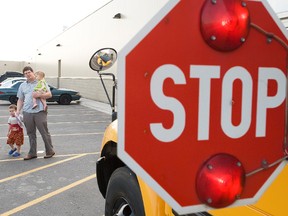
[48,85,82,105]
[0,71,23,83]
[0,81,81,104]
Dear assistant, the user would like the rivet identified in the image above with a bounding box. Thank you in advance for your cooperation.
[237,161,242,167]
[240,37,246,43]
[267,37,272,44]
[241,1,247,7]
[144,72,149,77]
[207,198,213,203]
[207,164,213,170]
[211,0,217,4]
[210,35,216,41]
[261,159,268,169]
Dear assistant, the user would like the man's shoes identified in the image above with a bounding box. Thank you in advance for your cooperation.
[8,148,17,155]
[12,152,21,157]
[23,155,37,160]
[44,152,55,159]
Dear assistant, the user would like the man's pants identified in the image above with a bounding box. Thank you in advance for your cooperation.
[23,111,54,156]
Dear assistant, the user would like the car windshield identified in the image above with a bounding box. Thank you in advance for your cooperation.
[0,78,26,87]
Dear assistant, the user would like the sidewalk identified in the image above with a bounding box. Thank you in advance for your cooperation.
[79,98,112,114]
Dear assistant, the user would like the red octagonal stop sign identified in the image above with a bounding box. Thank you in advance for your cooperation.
[118,0,288,214]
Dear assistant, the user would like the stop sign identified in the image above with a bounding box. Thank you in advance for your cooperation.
[118,0,288,214]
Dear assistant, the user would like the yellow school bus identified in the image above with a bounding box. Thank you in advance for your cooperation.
[90,0,288,215]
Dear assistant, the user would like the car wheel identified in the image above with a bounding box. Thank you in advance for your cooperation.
[105,166,145,216]
[58,94,72,105]
[9,96,18,104]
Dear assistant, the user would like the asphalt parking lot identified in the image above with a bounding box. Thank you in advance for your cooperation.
[0,99,112,216]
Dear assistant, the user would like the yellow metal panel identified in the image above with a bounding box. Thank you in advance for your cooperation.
[138,176,174,216]
[252,162,288,216]
[101,120,118,149]
[210,162,288,216]
[209,205,269,216]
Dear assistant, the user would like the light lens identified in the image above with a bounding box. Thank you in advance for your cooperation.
[200,0,250,51]
[196,153,245,208]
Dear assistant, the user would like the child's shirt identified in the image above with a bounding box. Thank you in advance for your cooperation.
[34,79,47,92]
[8,116,18,125]
[8,116,23,131]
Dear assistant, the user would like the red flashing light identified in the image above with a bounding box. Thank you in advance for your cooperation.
[200,0,250,52]
[196,153,245,208]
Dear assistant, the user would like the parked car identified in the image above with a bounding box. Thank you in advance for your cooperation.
[0,81,81,105]
[0,71,23,83]
[0,77,27,87]
[48,85,82,105]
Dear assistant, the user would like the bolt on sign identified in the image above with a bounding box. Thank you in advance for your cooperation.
[118,0,288,214]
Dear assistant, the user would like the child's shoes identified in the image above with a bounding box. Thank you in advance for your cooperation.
[12,152,21,157]
[8,148,17,155]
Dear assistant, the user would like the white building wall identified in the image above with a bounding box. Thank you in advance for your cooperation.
[33,0,169,103]
[0,61,26,74]
[5,0,285,104]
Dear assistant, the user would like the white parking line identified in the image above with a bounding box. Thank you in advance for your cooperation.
[0,131,104,140]
[0,154,87,183]
[1,174,96,216]
[0,152,100,163]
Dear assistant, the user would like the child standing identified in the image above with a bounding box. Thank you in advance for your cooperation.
[7,104,24,157]
[32,71,48,111]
